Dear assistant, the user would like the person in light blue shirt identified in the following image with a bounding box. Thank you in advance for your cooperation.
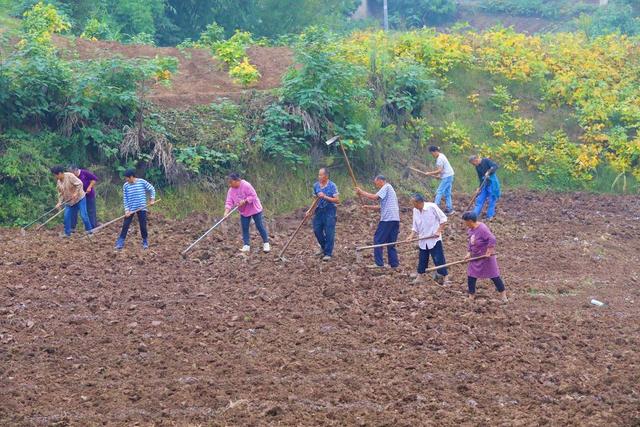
[115,169,156,250]
[424,145,455,214]
[310,168,339,261]
[356,175,400,268]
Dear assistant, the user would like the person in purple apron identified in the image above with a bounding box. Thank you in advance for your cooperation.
[462,211,507,302]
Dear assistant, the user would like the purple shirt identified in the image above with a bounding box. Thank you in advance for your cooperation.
[467,223,500,279]
[225,180,263,217]
[77,169,98,199]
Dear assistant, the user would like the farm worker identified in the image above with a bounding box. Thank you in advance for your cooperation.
[409,193,449,285]
[423,145,455,215]
[224,172,270,253]
[468,155,501,221]
[50,165,93,237]
[310,167,339,261]
[68,165,99,229]
[462,211,507,302]
[355,175,400,269]
[115,169,156,250]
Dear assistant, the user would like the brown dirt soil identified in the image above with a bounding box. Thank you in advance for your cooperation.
[1,190,639,426]
[54,37,293,109]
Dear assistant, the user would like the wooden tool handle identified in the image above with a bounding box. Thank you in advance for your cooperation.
[424,254,492,273]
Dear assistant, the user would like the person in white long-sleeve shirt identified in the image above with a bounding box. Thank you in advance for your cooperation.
[410,193,449,285]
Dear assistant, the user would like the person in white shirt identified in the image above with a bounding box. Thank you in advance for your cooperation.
[409,193,449,284]
[423,145,455,214]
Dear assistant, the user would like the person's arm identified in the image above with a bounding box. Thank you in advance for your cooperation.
[72,176,84,203]
[485,229,497,256]
[355,186,380,201]
[224,189,234,216]
[244,182,257,205]
[318,186,339,204]
[123,184,132,216]
[144,180,156,205]
[426,165,443,177]
[434,206,448,236]
[485,158,499,177]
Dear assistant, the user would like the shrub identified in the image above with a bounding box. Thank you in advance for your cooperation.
[229,58,261,87]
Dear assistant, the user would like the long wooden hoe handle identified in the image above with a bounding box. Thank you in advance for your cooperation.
[355,234,440,251]
[408,166,432,178]
[35,207,65,230]
[278,197,320,259]
[88,199,162,236]
[466,177,488,212]
[424,254,492,273]
[181,204,237,256]
[339,142,359,189]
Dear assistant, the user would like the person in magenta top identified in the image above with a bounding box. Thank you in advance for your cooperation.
[224,173,270,253]
[463,211,507,302]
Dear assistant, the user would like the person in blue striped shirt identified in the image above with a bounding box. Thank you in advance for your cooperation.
[115,169,156,250]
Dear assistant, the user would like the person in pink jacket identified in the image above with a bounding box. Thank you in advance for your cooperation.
[224,173,271,253]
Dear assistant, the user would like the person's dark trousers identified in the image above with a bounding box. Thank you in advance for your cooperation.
[71,196,98,229]
[467,276,505,294]
[313,206,337,256]
[417,240,448,276]
[240,212,269,246]
[373,220,400,267]
[64,197,92,236]
[118,210,148,241]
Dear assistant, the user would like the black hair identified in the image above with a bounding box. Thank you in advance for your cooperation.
[124,169,137,178]
[68,164,79,172]
[50,166,65,175]
[412,193,425,202]
[228,172,241,181]
[462,211,478,222]
[374,174,386,182]
[428,145,440,153]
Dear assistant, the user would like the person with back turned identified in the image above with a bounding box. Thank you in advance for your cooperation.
[468,154,501,221]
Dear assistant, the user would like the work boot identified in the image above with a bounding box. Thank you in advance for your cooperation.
[115,237,125,250]
[263,242,271,253]
[432,273,445,285]
[315,248,324,256]
[322,255,332,262]
[142,239,149,250]
[240,245,251,253]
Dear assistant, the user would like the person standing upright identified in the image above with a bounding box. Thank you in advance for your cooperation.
[311,168,339,261]
[69,165,99,229]
[50,166,93,237]
[356,175,401,269]
[424,145,455,214]
[115,169,156,250]
[409,193,449,285]
[468,155,501,221]
[224,173,270,253]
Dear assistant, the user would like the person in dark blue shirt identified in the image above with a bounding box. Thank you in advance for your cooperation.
[468,155,501,220]
[310,168,339,261]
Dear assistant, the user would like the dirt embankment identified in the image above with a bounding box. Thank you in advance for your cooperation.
[1,191,639,425]
[55,37,293,109]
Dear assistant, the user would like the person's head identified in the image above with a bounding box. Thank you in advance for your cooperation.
[50,165,65,180]
[227,172,242,188]
[373,174,386,189]
[318,167,329,183]
[68,164,80,176]
[124,169,137,184]
[428,145,441,158]
[462,211,478,228]
[468,155,481,167]
[411,193,425,210]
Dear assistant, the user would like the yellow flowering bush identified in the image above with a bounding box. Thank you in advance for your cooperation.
[229,58,261,87]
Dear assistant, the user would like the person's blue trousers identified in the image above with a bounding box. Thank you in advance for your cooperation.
[473,185,498,219]
[435,175,454,211]
[374,221,400,267]
[118,210,148,241]
[64,197,92,236]
[241,212,269,246]
[313,206,337,256]
[417,240,448,276]
[71,196,97,229]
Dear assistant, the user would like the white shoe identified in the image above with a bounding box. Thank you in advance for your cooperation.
[263,242,271,253]
[241,245,251,252]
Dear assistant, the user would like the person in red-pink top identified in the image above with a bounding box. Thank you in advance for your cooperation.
[224,173,270,253]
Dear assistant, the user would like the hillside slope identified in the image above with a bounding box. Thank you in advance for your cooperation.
[55,37,293,109]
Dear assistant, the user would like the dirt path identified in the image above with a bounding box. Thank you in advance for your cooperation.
[1,191,639,425]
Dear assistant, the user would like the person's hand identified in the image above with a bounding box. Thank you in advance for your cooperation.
[317,192,326,199]
[465,252,471,259]
[224,209,230,217]
[355,187,363,195]
[149,199,155,206]
[485,248,495,257]
[238,199,247,207]
[484,172,490,179]
[125,210,133,217]
[56,202,62,210]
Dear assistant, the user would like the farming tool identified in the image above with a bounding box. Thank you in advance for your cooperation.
[181,205,237,257]
[423,254,493,273]
[88,199,162,237]
[325,135,359,189]
[35,204,69,231]
[355,234,439,262]
[465,176,489,212]
[278,197,320,261]
[22,199,71,234]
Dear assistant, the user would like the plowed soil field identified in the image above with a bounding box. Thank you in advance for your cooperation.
[1,191,639,426]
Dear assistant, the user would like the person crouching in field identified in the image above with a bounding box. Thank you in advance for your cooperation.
[115,169,156,250]
[51,165,93,237]
[224,173,270,253]
[409,193,449,285]
[462,211,507,302]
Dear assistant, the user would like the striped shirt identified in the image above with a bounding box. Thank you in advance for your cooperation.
[376,183,400,222]
[123,179,156,212]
